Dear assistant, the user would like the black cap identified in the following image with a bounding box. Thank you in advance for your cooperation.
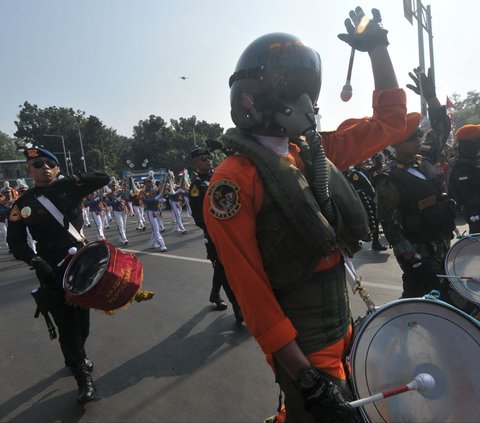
[190,147,210,159]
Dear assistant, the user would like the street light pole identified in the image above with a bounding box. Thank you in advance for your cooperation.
[100,138,106,171]
[42,134,69,176]
[72,118,87,172]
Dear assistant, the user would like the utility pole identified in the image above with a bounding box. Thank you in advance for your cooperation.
[403,0,435,119]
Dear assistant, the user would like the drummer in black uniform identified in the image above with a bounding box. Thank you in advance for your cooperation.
[375,68,455,301]
[448,124,480,234]
[189,146,243,322]
[7,147,110,405]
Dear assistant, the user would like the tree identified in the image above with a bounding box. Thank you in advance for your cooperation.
[14,102,131,175]
[449,91,480,129]
[131,115,223,175]
[0,131,23,160]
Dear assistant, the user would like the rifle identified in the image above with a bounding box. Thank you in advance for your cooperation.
[31,287,57,340]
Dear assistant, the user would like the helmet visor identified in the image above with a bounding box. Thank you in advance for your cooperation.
[260,41,321,104]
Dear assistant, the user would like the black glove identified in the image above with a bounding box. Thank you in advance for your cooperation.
[338,7,389,52]
[31,257,55,285]
[406,67,436,100]
[299,371,356,423]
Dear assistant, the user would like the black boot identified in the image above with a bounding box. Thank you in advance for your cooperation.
[72,361,97,405]
[68,358,94,374]
[371,235,387,251]
[209,295,227,310]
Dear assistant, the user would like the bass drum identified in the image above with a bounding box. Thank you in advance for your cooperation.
[348,298,480,422]
[63,240,143,312]
[444,234,480,307]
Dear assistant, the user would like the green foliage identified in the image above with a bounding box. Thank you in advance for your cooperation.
[14,102,132,176]
[131,115,223,174]
[0,131,23,160]
[449,91,480,128]
[12,101,225,177]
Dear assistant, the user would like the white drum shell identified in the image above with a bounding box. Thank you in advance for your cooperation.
[445,235,480,305]
[349,298,480,422]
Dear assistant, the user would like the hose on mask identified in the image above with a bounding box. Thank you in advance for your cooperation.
[305,129,336,227]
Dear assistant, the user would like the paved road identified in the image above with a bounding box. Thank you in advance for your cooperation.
[0,213,467,423]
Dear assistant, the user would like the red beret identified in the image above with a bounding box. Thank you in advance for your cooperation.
[404,112,421,139]
[455,124,480,141]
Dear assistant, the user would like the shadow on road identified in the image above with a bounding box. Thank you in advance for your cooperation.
[2,306,249,422]
[96,306,250,398]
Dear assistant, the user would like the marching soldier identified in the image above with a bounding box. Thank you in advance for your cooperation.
[204,8,408,421]
[448,124,480,234]
[344,163,387,250]
[7,147,110,405]
[375,67,454,300]
[189,146,243,320]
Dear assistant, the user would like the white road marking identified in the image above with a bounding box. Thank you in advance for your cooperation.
[122,248,210,263]
[124,248,403,291]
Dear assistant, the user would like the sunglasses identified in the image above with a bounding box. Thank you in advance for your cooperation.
[30,159,58,169]
[200,155,212,162]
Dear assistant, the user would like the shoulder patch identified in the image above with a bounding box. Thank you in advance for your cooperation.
[9,204,22,222]
[190,185,200,198]
[207,179,241,219]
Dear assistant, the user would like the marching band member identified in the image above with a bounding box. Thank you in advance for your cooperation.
[106,187,129,246]
[129,178,146,231]
[86,191,107,240]
[7,147,110,405]
[141,181,167,251]
[81,197,91,228]
[0,193,9,249]
[167,177,187,234]
[204,8,407,421]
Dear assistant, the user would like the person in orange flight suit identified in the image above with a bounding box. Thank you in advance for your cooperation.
[204,7,407,423]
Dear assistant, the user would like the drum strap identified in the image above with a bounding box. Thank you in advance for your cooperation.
[36,195,86,244]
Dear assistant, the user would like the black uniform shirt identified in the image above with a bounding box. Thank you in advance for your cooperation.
[189,172,211,231]
[7,173,110,266]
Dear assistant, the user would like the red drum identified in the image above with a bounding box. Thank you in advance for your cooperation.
[63,240,143,312]
[347,298,480,422]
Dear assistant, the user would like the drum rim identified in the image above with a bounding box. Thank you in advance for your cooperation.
[445,235,480,305]
[63,240,111,296]
[349,297,480,422]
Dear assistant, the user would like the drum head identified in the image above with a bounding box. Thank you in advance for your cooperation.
[63,242,109,295]
[350,298,480,422]
[445,235,480,305]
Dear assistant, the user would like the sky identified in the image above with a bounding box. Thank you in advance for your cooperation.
[1,0,478,140]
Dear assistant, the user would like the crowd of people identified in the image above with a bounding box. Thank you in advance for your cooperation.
[2,4,480,422]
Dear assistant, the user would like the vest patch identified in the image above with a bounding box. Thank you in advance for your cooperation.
[190,185,200,198]
[9,204,22,221]
[208,179,240,219]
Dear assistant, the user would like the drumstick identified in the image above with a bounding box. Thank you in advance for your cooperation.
[348,373,435,409]
[57,247,78,267]
[340,47,355,102]
[437,274,480,283]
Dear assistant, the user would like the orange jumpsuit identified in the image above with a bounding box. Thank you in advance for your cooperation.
[204,88,407,379]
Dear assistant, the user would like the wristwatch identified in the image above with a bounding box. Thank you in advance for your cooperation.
[295,366,323,393]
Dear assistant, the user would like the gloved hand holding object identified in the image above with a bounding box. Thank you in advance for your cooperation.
[338,7,389,52]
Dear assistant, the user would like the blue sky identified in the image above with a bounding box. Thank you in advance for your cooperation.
[1,0,478,139]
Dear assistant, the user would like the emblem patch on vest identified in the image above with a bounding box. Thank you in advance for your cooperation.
[208,179,241,219]
[9,204,22,222]
[190,185,200,198]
